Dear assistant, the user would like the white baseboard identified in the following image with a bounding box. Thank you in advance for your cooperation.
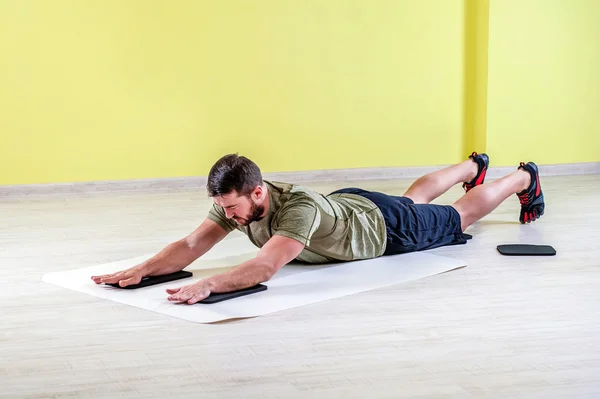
[1,162,599,197]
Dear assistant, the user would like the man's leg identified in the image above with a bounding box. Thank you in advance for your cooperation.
[452,161,544,230]
[403,152,489,204]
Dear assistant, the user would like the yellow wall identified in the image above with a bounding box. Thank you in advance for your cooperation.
[2,1,598,186]
[486,0,600,166]
[0,0,466,185]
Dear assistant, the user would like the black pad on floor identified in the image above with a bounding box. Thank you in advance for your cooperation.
[497,244,556,256]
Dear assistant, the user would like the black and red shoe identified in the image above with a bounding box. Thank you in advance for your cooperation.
[463,152,489,192]
[517,161,545,224]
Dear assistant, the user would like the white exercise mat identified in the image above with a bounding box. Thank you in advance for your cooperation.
[42,236,467,323]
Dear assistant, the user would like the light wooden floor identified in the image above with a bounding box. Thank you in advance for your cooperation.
[2,173,600,398]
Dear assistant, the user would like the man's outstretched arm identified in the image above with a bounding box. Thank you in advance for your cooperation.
[91,218,229,287]
[165,235,305,304]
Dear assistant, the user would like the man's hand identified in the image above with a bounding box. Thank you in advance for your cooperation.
[166,280,212,304]
[91,266,144,287]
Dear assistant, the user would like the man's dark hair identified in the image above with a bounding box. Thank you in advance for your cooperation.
[206,153,263,197]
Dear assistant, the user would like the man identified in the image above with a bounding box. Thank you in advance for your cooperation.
[91,152,545,304]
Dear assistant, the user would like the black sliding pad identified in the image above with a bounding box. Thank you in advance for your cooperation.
[497,244,556,256]
[197,284,268,304]
[104,271,193,289]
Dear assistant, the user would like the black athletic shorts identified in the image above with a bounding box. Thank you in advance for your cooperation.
[329,188,469,256]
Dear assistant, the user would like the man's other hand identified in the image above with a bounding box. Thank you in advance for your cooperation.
[166,280,211,304]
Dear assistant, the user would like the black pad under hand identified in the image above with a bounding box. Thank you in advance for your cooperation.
[497,244,556,256]
[104,271,193,289]
[197,284,268,304]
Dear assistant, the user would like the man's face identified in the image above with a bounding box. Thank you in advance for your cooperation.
[213,187,266,226]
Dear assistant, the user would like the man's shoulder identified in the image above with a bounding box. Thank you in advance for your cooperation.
[267,180,325,219]
[266,180,320,196]
[266,180,324,204]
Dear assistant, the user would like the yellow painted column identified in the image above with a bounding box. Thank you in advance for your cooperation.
[464,0,490,157]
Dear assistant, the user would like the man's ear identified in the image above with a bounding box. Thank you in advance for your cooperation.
[252,185,265,200]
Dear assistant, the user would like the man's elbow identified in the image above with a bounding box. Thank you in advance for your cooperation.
[258,261,280,282]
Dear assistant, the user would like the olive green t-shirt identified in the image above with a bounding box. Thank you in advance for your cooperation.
[206,181,388,263]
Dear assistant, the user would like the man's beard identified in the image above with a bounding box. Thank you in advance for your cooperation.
[238,202,265,226]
